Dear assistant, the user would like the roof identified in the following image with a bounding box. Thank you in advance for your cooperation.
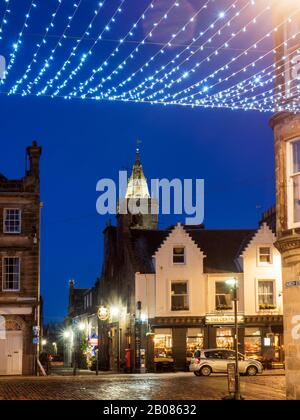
[130,229,170,273]
[184,227,256,273]
[130,226,256,274]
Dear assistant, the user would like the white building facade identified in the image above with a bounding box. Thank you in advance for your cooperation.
[136,221,284,371]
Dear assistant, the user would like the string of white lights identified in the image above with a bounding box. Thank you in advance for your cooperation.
[0,0,37,85]
[50,0,158,97]
[191,42,300,109]
[103,0,243,101]
[137,1,274,103]
[173,12,300,108]
[38,0,119,97]
[174,20,300,107]
[8,0,63,95]
[0,0,11,41]
[71,0,214,100]
[24,0,83,95]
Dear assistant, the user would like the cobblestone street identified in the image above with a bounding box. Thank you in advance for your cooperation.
[0,372,286,400]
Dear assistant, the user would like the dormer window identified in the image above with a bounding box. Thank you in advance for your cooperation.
[258,247,272,265]
[173,247,185,264]
[3,209,21,234]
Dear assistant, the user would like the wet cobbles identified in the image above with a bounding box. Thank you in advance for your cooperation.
[0,373,286,400]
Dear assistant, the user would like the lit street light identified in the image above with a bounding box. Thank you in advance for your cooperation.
[226,278,241,401]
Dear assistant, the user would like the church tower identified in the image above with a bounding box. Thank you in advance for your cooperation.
[117,146,158,231]
[270,1,300,400]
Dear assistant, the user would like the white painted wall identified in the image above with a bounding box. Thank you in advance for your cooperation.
[135,223,283,318]
[242,223,283,315]
[154,224,206,317]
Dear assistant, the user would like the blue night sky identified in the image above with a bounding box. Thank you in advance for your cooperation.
[0,0,276,323]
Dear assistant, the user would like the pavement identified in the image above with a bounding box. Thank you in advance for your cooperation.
[0,370,286,400]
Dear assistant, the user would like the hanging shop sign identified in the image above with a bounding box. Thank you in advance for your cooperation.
[205,315,244,325]
[98,306,110,321]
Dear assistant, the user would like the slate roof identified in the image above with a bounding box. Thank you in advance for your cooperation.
[184,227,256,273]
[130,226,256,274]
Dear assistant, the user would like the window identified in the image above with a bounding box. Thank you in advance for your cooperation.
[244,328,262,361]
[258,247,272,264]
[258,280,276,310]
[2,257,20,291]
[288,139,300,226]
[186,328,204,358]
[173,247,185,264]
[154,330,173,359]
[3,209,21,234]
[215,282,232,310]
[171,282,189,311]
[216,328,234,350]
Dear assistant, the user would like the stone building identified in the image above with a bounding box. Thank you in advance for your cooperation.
[0,141,42,376]
[270,2,300,399]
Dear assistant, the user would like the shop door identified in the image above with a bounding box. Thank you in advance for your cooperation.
[0,331,23,375]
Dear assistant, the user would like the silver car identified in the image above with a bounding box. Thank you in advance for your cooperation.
[189,349,263,377]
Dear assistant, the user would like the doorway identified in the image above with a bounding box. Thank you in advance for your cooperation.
[0,331,23,375]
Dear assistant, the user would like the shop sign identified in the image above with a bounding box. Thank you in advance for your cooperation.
[285,281,300,289]
[205,315,244,325]
[98,306,110,321]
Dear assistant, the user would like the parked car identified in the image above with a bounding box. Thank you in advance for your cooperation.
[189,349,263,377]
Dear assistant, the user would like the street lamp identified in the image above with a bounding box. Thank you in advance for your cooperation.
[226,278,241,401]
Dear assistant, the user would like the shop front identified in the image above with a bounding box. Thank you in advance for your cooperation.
[205,314,284,367]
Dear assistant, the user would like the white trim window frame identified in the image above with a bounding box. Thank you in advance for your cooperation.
[3,208,22,234]
[2,257,21,292]
[286,138,300,229]
[256,279,276,311]
[170,280,189,312]
[257,246,273,266]
[173,246,186,265]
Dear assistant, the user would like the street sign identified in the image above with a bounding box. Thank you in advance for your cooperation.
[227,363,236,394]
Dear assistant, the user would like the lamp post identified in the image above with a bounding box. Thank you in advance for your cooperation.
[226,278,241,400]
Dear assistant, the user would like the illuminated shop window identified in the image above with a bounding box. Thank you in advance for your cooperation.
[154,331,173,359]
[244,328,262,361]
[216,328,234,350]
[186,328,204,358]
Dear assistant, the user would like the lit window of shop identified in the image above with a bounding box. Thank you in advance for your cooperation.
[244,328,262,361]
[258,280,276,310]
[186,328,204,359]
[171,281,189,311]
[216,328,234,350]
[258,247,272,264]
[215,282,232,311]
[173,247,185,264]
[154,329,173,359]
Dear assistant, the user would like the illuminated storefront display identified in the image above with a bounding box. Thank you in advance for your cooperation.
[244,328,262,360]
[186,328,204,359]
[154,330,173,360]
[216,328,234,350]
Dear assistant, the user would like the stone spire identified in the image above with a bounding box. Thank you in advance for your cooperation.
[125,143,150,199]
